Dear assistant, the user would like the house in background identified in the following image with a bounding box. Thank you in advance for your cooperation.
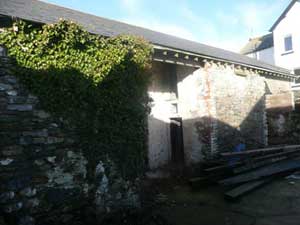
[271,0,300,74]
[241,0,300,75]
[240,33,274,65]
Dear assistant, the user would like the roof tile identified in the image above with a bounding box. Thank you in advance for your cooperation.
[0,0,292,75]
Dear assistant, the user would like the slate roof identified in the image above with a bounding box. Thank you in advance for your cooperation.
[240,33,274,55]
[0,0,293,76]
[269,0,298,32]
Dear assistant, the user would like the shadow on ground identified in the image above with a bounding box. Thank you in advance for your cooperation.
[144,177,300,225]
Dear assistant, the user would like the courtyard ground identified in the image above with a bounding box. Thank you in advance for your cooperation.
[144,176,300,225]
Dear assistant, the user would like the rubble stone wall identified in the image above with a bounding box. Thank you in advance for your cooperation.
[211,64,267,153]
[265,77,300,145]
[0,57,139,225]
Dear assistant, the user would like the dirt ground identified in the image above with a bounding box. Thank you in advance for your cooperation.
[145,176,300,225]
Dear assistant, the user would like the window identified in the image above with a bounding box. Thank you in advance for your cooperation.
[284,35,293,52]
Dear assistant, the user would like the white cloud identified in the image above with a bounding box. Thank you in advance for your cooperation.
[119,0,198,42]
[206,38,247,53]
[122,18,198,42]
[235,0,287,37]
[179,1,287,52]
[120,0,140,14]
[119,0,199,42]
[118,0,287,53]
[180,5,243,52]
[216,12,239,27]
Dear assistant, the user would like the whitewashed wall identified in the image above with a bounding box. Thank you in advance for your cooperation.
[273,0,300,71]
[147,62,177,169]
[177,66,208,164]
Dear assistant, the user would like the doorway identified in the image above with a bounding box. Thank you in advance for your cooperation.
[170,117,184,165]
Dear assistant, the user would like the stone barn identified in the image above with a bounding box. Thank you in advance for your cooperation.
[0,0,299,223]
[0,0,298,173]
[148,51,295,171]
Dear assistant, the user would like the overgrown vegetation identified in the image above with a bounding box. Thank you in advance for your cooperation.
[0,20,153,179]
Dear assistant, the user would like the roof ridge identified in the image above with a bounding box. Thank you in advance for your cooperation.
[269,0,298,31]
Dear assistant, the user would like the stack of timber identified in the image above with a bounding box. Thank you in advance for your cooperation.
[189,145,300,200]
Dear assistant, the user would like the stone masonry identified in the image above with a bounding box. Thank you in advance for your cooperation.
[0,56,140,225]
[147,60,295,170]
[211,63,266,152]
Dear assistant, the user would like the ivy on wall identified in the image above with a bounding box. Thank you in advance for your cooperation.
[0,20,153,179]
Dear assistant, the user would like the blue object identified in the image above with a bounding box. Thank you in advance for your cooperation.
[229,143,246,166]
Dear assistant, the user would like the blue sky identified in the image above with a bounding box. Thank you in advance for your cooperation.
[42,0,289,52]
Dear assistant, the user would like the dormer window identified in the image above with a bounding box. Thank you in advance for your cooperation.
[284,35,293,52]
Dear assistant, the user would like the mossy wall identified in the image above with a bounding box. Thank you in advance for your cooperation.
[0,20,152,224]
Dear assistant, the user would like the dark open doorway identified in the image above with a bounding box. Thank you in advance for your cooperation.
[170,117,184,165]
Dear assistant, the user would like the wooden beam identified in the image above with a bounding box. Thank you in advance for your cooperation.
[219,158,300,186]
[204,162,242,173]
[233,156,288,174]
[224,178,272,200]
[205,148,300,175]
[221,145,300,158]
[153,49,202,68]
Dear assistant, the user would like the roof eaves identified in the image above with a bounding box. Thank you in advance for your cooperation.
[153,45,296,79]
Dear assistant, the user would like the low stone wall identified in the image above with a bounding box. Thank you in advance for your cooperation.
[0,57,139,225]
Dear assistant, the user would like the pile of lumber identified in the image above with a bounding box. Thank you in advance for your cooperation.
[189,145,300,200]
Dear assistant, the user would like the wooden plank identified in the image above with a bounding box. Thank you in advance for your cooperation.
[233,156,287,174]
[221,145,300,158]
[204,163,242,173]
[233,150,300,174]
[253,148,300,161]
[225,178,272,200]
[219,158,300,186]
[205,149,300,175]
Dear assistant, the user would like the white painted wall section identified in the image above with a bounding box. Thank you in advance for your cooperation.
[273,1,300,71]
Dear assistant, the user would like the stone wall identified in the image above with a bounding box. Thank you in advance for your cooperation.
[177,65,214,163]
[211,64,267,153]
[265,77,300,145]
[0,57,139,225]
[265,77,291,94]
[148,61,293,168]
[177,62,269,161]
